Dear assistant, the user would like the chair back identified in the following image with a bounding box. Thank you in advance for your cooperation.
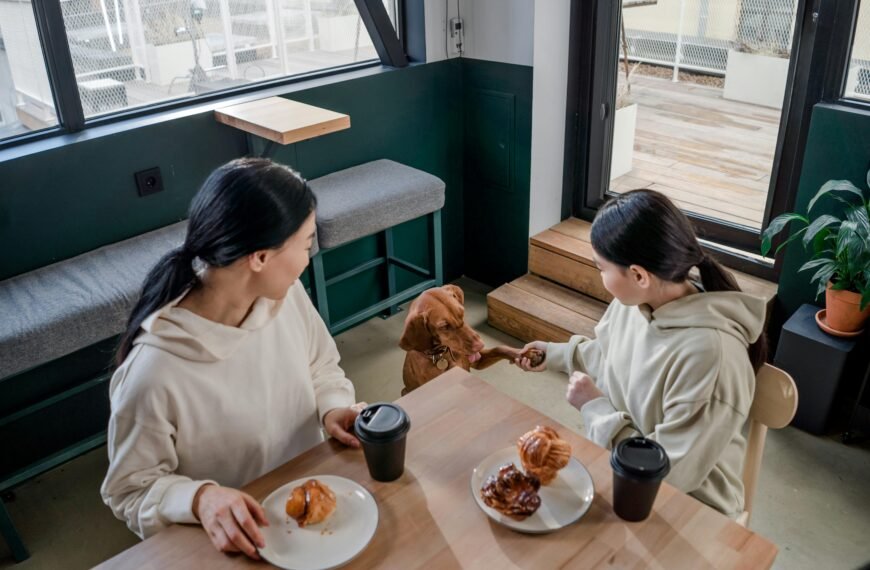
[740,363,798,527]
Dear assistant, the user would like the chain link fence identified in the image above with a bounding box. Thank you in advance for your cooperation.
[621,0,797,76]
[844,0,870,101]
[56,0,397,118]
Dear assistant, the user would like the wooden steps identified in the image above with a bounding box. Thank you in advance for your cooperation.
[487,218,778,343]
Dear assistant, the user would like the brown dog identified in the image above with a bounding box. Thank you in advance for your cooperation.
[398,284,539,394]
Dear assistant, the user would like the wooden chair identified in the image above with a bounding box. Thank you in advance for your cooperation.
[737,363,799,528]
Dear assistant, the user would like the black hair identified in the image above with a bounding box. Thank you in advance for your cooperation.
[116,157,316,365]
[590,189,767,371]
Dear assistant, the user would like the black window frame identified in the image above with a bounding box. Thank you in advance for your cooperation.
[0,0,407,151]
[563,0,869,280]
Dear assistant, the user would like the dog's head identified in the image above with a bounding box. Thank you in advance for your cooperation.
[398,284,485,363]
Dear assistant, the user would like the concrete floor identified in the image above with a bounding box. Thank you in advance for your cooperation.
[2,278,869,569]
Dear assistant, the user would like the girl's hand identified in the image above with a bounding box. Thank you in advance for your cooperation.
[566,372,604,411]
[323,406,365,448]
[514,341,548,372]
[193,484,269,560]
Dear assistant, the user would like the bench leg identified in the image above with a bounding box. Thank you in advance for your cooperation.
[382,227,400,318]
[430,210,444,286]
[0,499,29,562]
[311,252,331,329]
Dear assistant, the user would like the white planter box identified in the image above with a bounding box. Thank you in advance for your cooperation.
[316,15,372,52]
[723,49,789,109]
[610,103,637,181]
[145,39,211,86]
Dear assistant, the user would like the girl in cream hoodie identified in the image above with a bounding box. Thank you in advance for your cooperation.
[516,190,767,517]
[102,159,360,560]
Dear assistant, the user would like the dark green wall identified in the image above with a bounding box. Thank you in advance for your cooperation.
[0,58,533,319]
[462,58,533,286]
[776,104,870,318]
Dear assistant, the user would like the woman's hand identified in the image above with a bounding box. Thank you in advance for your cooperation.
[193,484,269,560]
[514,341,548,372]
[323,405,365,448]
[566,371,604,411]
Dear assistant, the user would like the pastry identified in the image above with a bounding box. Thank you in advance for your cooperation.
[285,479,337,527]
[517,426,572,485]
[480,463,542,520]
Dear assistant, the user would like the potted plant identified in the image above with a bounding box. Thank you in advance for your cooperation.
[761,167,870,336]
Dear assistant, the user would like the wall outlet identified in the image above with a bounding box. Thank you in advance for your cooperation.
[448,17,464,55]
[134,167,164,197]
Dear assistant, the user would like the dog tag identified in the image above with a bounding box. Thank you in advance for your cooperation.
[436,358,449,370]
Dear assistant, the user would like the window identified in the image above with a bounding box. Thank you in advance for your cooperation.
[0,0,399,143]
[0,0,60,139]
[60,0,397,119]
[844,0,870,102]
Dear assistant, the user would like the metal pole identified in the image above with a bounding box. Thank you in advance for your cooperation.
[265,0,289,74]
[218,0,238,78]
[304,0,315,52]
[673,0,686,82]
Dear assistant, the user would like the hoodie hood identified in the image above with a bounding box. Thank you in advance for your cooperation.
[638,291,766,346]
[134,292,284,362]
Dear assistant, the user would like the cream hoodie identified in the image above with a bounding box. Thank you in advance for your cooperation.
[101,281,355,539]
[546,291,765,516]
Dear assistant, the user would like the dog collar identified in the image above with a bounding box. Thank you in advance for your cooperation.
[424,345,453,370]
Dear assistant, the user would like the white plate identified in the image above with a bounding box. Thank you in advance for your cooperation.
[259,475,378,570]
[471,447,595,533]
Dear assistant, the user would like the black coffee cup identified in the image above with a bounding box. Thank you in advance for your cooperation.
[354,403,411,482]
[610,437,670,522]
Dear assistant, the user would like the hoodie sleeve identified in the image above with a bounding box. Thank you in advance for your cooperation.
[299,284,355,423]
[545,301,617,379]
[101,414,216,539]
[101,367,216,538]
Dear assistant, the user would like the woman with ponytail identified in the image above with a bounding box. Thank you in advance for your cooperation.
[515,189,768,517]
[101,158,361,559]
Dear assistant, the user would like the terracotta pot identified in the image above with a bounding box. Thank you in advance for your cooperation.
[825,281,870,332]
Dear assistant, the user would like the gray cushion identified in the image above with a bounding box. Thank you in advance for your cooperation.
[309,159,445,250]
[0,222,187,378]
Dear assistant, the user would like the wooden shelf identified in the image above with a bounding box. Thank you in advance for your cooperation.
[214,96,350,145]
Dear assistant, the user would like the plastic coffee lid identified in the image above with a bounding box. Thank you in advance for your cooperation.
[611,437,670,480]
[354,403,411,441]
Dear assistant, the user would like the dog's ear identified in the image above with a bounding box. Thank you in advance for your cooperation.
[399,309,432,352]
[442,284,464,305]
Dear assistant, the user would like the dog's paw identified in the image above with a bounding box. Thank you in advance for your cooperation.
[524,348,545,369]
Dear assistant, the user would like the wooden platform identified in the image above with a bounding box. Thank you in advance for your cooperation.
[612,75,782,230]
[215,96,350,145]
[488,218,778,343]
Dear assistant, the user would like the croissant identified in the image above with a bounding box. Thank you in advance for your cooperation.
[517,426,572,485]
[285,479,337,527]
[480,463,541,520]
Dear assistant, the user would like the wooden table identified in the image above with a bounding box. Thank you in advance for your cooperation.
[97,368,778,569]
[215,97,350,157]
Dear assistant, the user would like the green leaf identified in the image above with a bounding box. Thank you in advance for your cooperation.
[761,213,809,256]
[808,180,865,213]
[866,167,870,192]
[799,258,836,273]
[861,289,870,312]
[773,227,808,256]
[810,264,837,290]
[801,215,840,248]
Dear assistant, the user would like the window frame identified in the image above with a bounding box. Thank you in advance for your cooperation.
[0,0,406,151]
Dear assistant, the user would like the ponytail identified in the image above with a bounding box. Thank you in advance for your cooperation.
[697,254,768,372]
[591,189,768,372]
[116,246,198,366]
[114,157,317,368]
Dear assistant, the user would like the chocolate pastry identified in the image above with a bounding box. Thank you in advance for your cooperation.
[480,463,542,520]
[285,479,337,527]
[517,426,572,485]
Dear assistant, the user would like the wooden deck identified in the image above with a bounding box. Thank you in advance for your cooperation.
[611,75,782,230]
